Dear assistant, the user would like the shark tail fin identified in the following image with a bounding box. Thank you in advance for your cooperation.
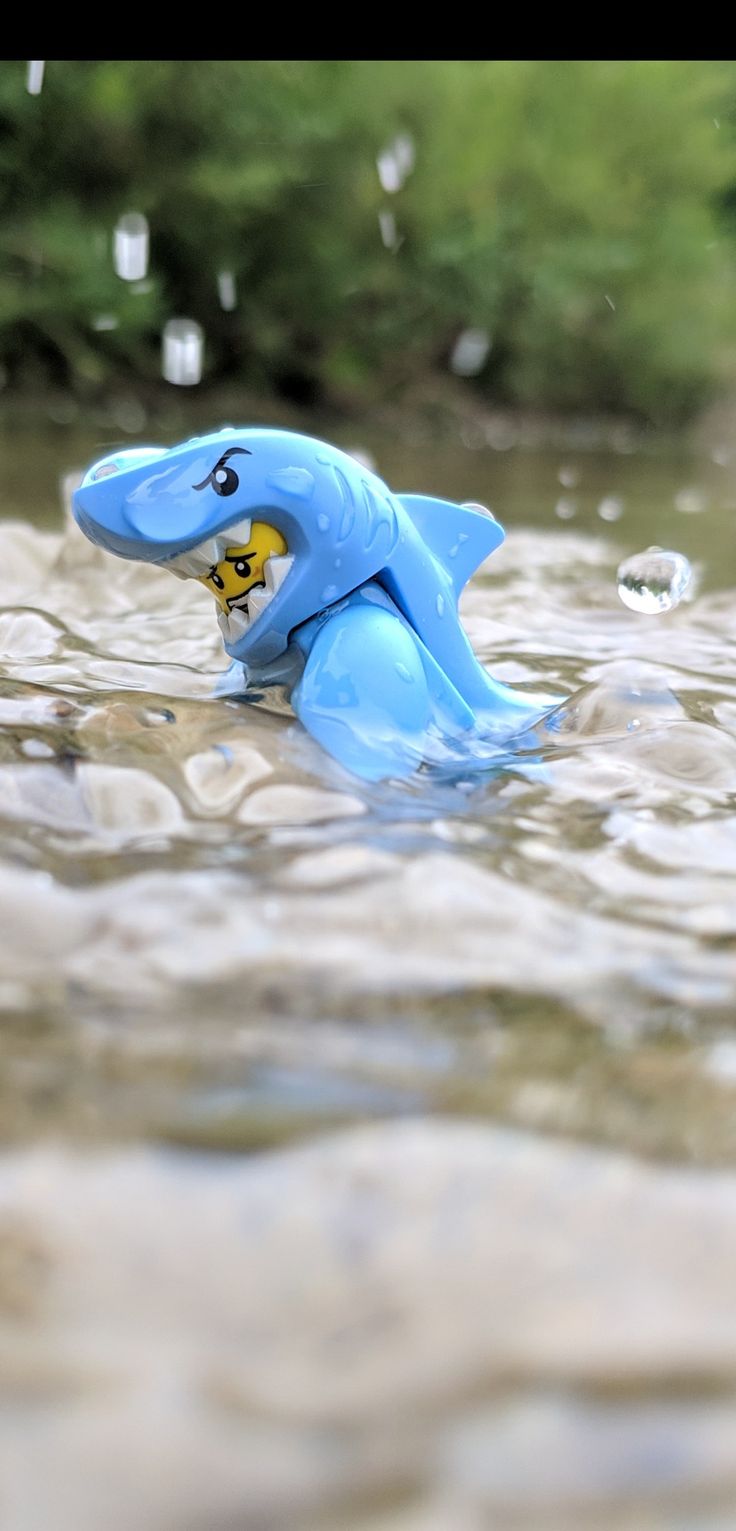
[396,496,504,599]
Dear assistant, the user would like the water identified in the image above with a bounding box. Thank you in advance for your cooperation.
[217,269,237,312]
[378,208,400,251]
[26,60,45,96]
[376,133,415,194]
[617,546,693,612]
[161,317,204,385]
[2,415,736,1528]
[113,211,150,282]
[450,327,492,377]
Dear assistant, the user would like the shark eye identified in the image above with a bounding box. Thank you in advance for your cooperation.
[212,462,239,497]
[192,446,251,497]
[232,558,251,578]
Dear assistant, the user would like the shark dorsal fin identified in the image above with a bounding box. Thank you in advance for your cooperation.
[397,495,504,599]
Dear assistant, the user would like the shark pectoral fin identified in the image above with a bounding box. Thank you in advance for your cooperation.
[397,495,505,597]
[291,606,433,782]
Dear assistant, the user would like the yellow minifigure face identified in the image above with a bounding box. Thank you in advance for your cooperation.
[198,522,288,617]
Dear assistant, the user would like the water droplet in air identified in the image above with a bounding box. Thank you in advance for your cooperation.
[450,329,491,377]
[112,397,147,434]
[26,61,45,95]
[114,213,149,282]
[461,502,496,520]
[376,134,415,193]
[217,270,237,311]
[617,548,692,614]
[674,487,708,515]
[162,319,203,386]
[347,446,377,472]
[598,495,624,522]
[92,314,119,332]
[558,465,579,488]
[555,498,577,520]
[378,210,401,251]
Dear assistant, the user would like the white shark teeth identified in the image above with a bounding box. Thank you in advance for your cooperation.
[165,537,219,577]
[264,554,293,593]
[220,518,252,550]
[218,608,249,642]
[245,586,270,623]
[163,521,253,579]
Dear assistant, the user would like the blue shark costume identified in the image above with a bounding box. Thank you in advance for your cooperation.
[73,427,556,781]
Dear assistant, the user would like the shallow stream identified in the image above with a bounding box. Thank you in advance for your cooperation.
[1,409,735,1528]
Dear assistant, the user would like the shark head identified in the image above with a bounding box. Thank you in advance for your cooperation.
[73,427,405,665]
[73,425,507,679]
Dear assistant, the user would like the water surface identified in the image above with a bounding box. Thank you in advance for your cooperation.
[1,410,736,1528]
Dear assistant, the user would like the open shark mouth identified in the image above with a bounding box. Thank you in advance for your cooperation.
[162,519,293,644]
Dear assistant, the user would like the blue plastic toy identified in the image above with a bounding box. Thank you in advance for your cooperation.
[73,427,556,781]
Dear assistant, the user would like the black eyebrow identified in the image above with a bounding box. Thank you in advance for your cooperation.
[192,446,251,491]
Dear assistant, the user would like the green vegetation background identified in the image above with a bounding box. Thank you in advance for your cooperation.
[1,59,735,421]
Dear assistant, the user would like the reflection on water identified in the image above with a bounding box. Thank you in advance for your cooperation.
[1,420,736,1528]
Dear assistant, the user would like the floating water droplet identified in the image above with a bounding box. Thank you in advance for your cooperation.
[47,396,77,425]
[617,548,692,614]
[450,329,491,377]
[26,61,45,95]
[347,446,377,472]
[598,495,624,522]
[113,212,149,281]
[162,319,203,386]
[92,314,119,332]
[378,209,401,251]
[485,420,517,451]
[555,498,577,520]
[376,133,415,193]
[217,270,237,311]
[112,397,147,434]
[674,486,708,515]
[460,502,496,520]
[604,293,616,311]
[558,465,579,488]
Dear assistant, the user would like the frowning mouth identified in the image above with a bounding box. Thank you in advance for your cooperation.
[163,522,294,646]
[227,581,265,613]
[216,555,293,642]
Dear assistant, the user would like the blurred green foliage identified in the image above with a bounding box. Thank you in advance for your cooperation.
[1,58,735,419]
